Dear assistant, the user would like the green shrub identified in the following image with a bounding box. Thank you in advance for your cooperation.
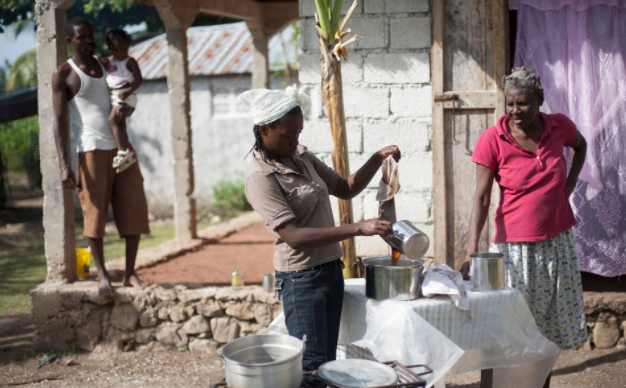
[211,174,252,218]
[0,115,39,177]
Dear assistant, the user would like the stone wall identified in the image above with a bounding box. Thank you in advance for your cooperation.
[30,281,282,353]
[297,0,434,258]
[584,292,626,350]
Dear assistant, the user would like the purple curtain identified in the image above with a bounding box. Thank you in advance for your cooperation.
[511,0,626,277]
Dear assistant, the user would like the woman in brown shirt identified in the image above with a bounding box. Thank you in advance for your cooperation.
[242,86,400,387]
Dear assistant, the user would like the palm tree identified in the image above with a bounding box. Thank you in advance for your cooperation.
[7,49,37,92]
[314,0,361,278]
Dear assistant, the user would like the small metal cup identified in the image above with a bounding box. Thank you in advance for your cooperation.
[262,273,276,293]
[470,252,505,291]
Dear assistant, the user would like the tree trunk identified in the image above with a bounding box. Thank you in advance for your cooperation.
[320,52,356,279]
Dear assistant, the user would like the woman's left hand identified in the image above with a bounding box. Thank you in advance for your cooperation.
[376,145,401,162]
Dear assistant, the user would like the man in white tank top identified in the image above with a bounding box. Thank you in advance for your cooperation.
[52,18,151,296]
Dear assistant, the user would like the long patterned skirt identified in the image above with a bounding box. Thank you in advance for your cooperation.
[490,229,588,350]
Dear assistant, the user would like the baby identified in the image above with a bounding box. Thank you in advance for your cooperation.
[100,29,143,172]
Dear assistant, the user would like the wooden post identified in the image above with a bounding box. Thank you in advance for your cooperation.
[431,0,449,266]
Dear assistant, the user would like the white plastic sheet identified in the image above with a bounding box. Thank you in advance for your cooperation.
[269,279,560,388]
[422,265,469,310]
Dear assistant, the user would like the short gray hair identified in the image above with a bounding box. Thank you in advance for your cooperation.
[502,67,544,101]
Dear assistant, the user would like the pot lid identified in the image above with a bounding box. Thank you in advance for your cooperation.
[317,359,398,388]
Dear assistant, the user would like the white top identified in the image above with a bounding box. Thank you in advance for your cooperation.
[67,58,117,153]
[106,57,135,89]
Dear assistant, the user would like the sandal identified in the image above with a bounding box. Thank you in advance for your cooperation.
[112,149,137,173]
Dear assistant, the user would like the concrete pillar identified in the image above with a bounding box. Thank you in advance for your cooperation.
[251,36,270,89]
[153,1,199,241]
[35,0,77,282]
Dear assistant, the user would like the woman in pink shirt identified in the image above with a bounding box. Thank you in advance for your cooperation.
[460,68,588,367]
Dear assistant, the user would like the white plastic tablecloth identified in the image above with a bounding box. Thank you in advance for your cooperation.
[269,279,560,388]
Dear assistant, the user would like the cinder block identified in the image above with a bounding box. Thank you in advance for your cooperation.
[390,17,431,49]
[397,154,433,190]
[363,0,384,14]
[356,235,391,257]
[390,85,432,118]
[386,0,429,13]
[344,86,389,118]
[341,52,364,83]
[348,17,388,49]
[300,0,363,17]
[299,53,322,84]
[300,18,320,52]
[362,190,431,221]
[300,118,363,154]
[364,53,430,84]
[363,119,430,154]
[330,193,364,225]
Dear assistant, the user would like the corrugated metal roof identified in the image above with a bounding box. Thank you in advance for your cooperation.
[130,22,298,80]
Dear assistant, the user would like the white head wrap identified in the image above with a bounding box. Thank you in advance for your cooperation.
[238,84,311,125]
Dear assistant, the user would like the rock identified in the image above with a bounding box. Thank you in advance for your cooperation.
[111,303,139,332]
[169,305,187,323]
[184,305,195,318]
[76,318,102,351]
[135,328,156,344]
[211,317,241,344]
[197,300,224,318]
[239,321,263,336]
[253,304,273,326]
[223,302,255,320]
[177,330,189,346]
[178,289,209,304]
[88,292,115,306]
[157,306,170,321]
[60,293,83,310]
[156,288,178,302]
[593,314,620,349]
[584,292,626,315]
[189,339,220,354]
[139,310,158,328]
[182,316,210,335]
[156,326,183,347]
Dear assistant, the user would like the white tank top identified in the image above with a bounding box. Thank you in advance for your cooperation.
[106,57,135,89]
[67,58,117,152]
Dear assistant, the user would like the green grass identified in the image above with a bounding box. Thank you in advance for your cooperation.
[0,221,212,318]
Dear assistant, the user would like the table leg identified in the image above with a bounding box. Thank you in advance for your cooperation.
[480,369,494,388]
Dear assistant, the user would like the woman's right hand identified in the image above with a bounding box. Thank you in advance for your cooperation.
[459,252,472,280]
[358,218,392,237]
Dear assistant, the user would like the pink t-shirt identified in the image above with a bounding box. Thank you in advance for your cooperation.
[472,113,578,243]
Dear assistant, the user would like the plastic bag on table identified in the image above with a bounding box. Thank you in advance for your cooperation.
[422,264,469,310]
[350,299,464,388]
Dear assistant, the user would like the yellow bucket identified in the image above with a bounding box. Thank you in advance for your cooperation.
[76,248,91,279]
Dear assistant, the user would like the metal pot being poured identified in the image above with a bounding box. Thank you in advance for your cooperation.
[385,220,430,261]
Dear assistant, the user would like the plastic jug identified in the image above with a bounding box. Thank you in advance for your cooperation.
[75,248,91,279]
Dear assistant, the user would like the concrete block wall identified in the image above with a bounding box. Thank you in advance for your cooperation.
[298,0,433,257]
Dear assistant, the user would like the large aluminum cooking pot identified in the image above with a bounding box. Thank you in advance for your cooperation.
[470,252,505,291]
[220,334,306,388]
[363,256,425,301]
[385,220,430,260]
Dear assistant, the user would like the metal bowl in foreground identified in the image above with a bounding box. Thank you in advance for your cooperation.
[363,256,425,301]
[470,252,505,291]
[220,334,305,388]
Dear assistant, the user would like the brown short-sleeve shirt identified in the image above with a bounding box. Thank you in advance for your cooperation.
[245,145,343,272]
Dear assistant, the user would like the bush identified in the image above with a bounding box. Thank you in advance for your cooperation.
[210,174,252,219]
[0,115,41,188]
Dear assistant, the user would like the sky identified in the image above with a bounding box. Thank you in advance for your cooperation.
[0,22,146,69]
[0,29,37,67]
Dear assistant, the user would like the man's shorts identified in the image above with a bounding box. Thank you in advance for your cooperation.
[76,147,151,238]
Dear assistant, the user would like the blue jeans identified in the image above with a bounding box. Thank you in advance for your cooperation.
[275,259,345,388]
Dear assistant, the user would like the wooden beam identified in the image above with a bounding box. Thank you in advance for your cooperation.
[431,0,448,266]
[438,91,497,109]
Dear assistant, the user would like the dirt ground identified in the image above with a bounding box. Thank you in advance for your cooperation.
[1,311,625,388]
[137,223,276,286]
